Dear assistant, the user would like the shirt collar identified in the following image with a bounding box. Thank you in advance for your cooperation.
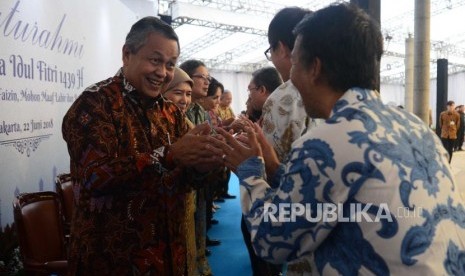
[330,87,380,117]
[117,68,165,109]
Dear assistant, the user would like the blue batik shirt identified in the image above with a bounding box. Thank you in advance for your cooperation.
[237,88,465,276]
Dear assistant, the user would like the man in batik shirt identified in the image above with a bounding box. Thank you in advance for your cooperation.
[439,100,460,163]
[261,7,318,274]
[210,4,465,275]
[261,7,318,163]
[62,17,217,275]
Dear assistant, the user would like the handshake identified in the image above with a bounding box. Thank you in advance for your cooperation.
[163,118,278,176]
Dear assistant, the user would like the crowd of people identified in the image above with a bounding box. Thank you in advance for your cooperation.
[62,2,465,275]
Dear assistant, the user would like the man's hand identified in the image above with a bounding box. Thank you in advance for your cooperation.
[223,115,250,134]
[206,125,262,172]
[169,123,220,169]
[250,123,280,177]
[221,117,235,127]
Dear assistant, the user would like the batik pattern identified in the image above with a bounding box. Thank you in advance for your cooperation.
[62,69,199,275]
[261,80,315,162]
[238,88,465,275]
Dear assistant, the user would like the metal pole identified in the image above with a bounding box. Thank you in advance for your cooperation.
[436,59,448,136]
[405,34,414,112]
[413,0,431,124]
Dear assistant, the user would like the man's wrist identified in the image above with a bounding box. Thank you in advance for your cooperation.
[150,145,178,173]
[164,145,177,169]
[236,156,265,180]
[266,161,280,179]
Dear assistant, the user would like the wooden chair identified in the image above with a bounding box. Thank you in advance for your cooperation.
[55,173,74,233]
[13,191,68,275]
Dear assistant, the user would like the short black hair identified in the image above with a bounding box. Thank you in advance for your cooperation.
[251,67,283,94]
[125,16,180,54]
[207,77,224,97]
[446,100,455,106]
[294,3,383,92]
[268,7,312,51]
[179,60,206,77]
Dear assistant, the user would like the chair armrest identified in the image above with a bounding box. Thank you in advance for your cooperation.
[44,260,68,274]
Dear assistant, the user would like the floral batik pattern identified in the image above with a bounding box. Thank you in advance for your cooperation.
[238,88,465,275]
[63,69,199,275]
[261,80,318,162]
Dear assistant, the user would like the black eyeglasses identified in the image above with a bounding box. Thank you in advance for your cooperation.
[264,46,272,61]
[192,74,212,82]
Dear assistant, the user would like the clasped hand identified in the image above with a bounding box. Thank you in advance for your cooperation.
[169,122,221,172]
[206,120,279,174]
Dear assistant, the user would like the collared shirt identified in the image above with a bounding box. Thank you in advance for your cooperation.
[62,68,194,275]
[237,88,465,275]
[186,102,208,126]
[217,105,235,121]
[261,80,317,162]
[261,80,319,274]
[439,110,460,139]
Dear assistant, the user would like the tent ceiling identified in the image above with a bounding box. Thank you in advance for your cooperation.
[124,0,465,84]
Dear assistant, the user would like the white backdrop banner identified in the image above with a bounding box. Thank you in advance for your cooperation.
[0,0,140,228]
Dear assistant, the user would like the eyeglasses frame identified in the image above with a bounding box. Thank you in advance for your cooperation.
[192,74,213,82]
[264,46,273,61]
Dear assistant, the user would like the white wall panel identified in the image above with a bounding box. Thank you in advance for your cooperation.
[0,0,137,227]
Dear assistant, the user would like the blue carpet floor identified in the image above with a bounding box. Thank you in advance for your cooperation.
[207,173,252,276]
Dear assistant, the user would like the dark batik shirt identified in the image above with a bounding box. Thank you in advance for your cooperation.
[62,69,194,275]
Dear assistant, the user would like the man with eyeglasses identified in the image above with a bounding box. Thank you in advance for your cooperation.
[262,7,317,163]
[261,7,318,274]
[240,66,283,276]
[246,67,282,115]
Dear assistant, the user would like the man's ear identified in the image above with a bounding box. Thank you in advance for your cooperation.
[309,57,323,84]
[122,45,131,65]
[274,41,290,59]
[258,85,268,96]
[278,41,292,58]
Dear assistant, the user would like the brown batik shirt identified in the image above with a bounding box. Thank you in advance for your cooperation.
[62,69,198,275]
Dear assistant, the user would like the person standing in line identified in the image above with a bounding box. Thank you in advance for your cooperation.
[244,96,263,123]
[162,67,197,275]
[179,59,221,275]
[198,77,224,129]
[196,77,226,225]
[217,89,236,122]
[439,100,460,162]
[62,17,219,275]
[239,66,284,276]
[163,67,193,114]
[261,7,317,163]
[208,3,464,275]
[216,89,238,201]
[454,104,464,151]
[261,7,318,275]
[245,67,283,118]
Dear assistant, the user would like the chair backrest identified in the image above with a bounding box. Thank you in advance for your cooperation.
[13,191,67,274]
[55,173,74,226]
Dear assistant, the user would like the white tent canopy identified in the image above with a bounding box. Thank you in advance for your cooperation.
[120,0,465,120]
